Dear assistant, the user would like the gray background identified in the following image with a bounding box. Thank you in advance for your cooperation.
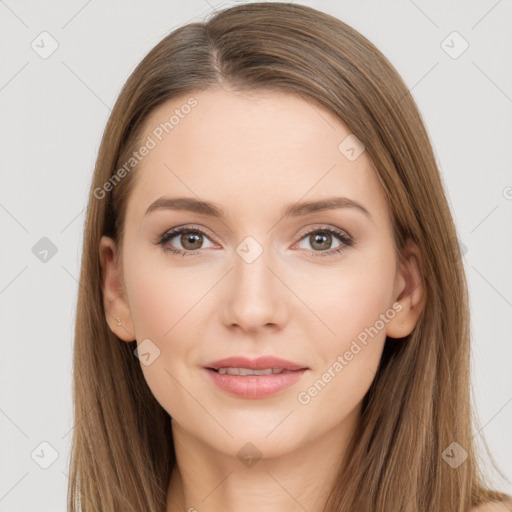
[1,1,511,510]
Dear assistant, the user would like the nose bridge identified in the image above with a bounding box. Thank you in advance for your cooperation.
[224,234,285,330]
[234,237,272,292]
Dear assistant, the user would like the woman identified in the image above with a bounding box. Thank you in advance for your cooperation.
[67,3,511,511]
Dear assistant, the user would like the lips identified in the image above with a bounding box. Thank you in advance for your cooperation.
[203,356,308,399]
[204,356,307,372]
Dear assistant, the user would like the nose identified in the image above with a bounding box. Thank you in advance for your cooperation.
[220,240,288,333]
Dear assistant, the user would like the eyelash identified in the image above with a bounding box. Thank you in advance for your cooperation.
[156,224,354,258]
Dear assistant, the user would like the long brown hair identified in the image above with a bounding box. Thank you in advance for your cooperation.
[67,3,510,510]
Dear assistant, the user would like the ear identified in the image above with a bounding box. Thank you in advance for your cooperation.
[99,236,136,342]
[386,237,426,339]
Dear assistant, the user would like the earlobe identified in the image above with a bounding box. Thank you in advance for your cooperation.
[99,236,136,342]
[386,238,426,339]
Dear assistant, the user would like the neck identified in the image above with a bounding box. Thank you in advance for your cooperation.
[166,405,360,512]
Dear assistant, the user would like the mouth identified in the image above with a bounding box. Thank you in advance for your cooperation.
[202,356,308,399]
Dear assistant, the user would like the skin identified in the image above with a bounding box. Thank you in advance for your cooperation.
[100,87,426,512]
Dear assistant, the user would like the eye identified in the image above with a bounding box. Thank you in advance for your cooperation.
[156,224,354,258]
[157,226,217,256]
[294,226,353,257]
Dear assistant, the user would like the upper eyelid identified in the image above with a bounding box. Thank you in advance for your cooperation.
[295,223,351,239]
[161,224,219,244]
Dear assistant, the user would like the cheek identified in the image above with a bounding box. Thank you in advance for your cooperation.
[124,248,205,340]
[297,244,397,413]
[309,248,396,346]
[122,248,217,389]
[122,251,206,415]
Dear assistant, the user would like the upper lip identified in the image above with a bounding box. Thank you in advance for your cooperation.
[204,356,307,371]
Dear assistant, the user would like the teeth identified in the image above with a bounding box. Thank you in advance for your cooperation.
[216,368,285,376]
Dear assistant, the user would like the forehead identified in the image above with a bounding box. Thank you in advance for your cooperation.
[126,88,388,226]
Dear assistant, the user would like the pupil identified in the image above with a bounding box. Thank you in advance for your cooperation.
[311,232,331,250]
[182,232,202,249]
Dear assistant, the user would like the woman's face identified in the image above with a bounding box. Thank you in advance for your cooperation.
[101,87,422,460]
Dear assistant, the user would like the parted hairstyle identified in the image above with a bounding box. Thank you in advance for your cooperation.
[68,2,510,511]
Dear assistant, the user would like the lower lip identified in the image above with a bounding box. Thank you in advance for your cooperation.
[204,368,308,399]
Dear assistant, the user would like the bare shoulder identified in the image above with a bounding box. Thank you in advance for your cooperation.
[471,497,512,512]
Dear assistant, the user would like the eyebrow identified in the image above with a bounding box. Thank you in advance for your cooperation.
[145,196,371,220]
